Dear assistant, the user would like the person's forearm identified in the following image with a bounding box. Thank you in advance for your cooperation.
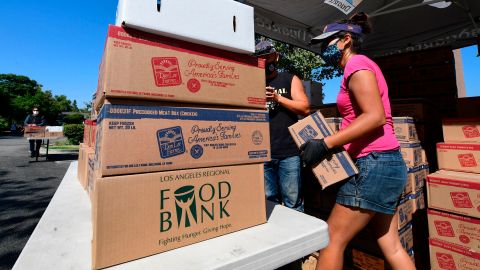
[277,95,310,116]
[324,112,385,149]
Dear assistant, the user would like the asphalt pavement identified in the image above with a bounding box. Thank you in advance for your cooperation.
[0,136,77,270]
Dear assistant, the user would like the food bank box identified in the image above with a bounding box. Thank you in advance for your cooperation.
[288,111,358,189]
[44,126,63,138]
[429,238,480,270]
[400,142,422,167]
[428,209,480,251]
[427,170,480,219]
[393,117,418,142]
[95,25,265,111]
[437,142,480,174]
[95,102,270,176]
[91,163,266,269]
[402,163,428,196]
[399,222,414,252]
[442,118,480,143]
[397,194,415,229]
[83,120,96,147]
[116,0,254,54]
[24,126,45,138]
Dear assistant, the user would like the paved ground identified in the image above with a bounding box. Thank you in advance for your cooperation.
[0,136,77,270]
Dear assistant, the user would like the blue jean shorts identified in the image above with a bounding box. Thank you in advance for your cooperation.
[336,149,407,215]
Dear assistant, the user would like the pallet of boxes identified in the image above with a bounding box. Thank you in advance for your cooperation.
[427,118,480,270]
[331,116,428,270]
[76,0,273,269]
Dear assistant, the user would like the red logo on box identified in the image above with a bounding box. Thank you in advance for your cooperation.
[462,125,480,138]
[458,153,477,167]
[151,57,182,87]
[450,192,473,208]
[459,235,470,244]
[187,79,201,93]
[434,221,455,237]
[436,252,457,270]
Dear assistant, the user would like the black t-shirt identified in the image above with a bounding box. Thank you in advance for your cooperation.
[266,72,300,158]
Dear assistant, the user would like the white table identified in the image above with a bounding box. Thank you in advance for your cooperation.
[13,162,329,270]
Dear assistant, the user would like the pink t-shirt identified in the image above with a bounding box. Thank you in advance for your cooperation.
[336,54,399,158]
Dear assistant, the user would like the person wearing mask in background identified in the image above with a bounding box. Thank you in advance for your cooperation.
[303,13,416,270]
[24,107,46,158]
[255,41,310,212]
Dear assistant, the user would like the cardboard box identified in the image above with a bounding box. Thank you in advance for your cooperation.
[95,102,270,176]
[44,126,64,138]
[92,163,266,269]
[288,111,358,189]
[116,0,254,54]
[83,120,96,147]
[77,147,94,190]
[24,126,45,138]
[86,154,95,200]
[429,238,480,270]
[400,142,423,167]
[325,117,342,133]
[412,189,425,212]
[397,194,414,229]
[427,170,480,219]
[428,209,480,251]
[442,118,480,143]
[311,103,340,118]
[393,117,418,142]
[399,222,414,252]
[95,25,265,111]
[437,142,480,174]
[402,163,428,196]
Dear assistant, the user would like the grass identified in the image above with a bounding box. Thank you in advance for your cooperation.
[47,139,80,150]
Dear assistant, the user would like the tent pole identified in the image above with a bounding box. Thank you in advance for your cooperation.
[371,0,452,17]
[371,0,405,15]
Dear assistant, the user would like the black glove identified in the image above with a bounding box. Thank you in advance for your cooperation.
[300,138,331,166]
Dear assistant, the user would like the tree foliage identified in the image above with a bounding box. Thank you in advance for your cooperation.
[256,36,343,97]
[0,74,79,128]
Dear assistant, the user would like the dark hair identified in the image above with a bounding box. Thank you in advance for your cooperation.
[336,12,371,53]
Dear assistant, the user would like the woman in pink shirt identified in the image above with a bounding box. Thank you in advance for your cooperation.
[302,13,416,270]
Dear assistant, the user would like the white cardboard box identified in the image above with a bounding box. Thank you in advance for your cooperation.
[116,0,254,54]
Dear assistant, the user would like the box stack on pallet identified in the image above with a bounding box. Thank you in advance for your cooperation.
[426,118,480,269]
[75,1,273,269]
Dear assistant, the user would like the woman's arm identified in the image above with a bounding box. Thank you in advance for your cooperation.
[324,70,386,149]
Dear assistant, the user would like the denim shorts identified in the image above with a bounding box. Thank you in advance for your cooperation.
[336,149,407,215]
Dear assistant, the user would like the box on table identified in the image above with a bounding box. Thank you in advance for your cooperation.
[442,118,480,143]
[400,142,423,167]
[288,111,358,189]
[427,170,480,219]
[393,117,418,142]
[44,126,64,138]
[24,126,45,138]
[116,0,254,54]
[429,238,480,270]
[325,117,342,133]
[91,163,266,269]
[95,101,270,176]
[428,209,480,251]
[77,146,94,190]
[95,25,265,111]
[437,142,480,174]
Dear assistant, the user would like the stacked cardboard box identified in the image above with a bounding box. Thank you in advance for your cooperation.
[77,2,273,268]
[427,118,480,269]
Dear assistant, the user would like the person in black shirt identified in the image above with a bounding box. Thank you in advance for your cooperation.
[24,107,46,157]
[255,41,310,212]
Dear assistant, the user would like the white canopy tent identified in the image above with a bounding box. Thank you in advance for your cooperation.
[238,0,480,57]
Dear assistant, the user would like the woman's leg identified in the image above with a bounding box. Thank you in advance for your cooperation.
[370,212,416,270]
[315,203,374,270]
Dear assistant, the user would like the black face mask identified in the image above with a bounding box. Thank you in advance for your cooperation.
[265,61,277,76]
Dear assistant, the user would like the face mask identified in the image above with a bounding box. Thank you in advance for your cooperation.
[321,41,342,67]
[265,61,277,76]
[33,111,39,116]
